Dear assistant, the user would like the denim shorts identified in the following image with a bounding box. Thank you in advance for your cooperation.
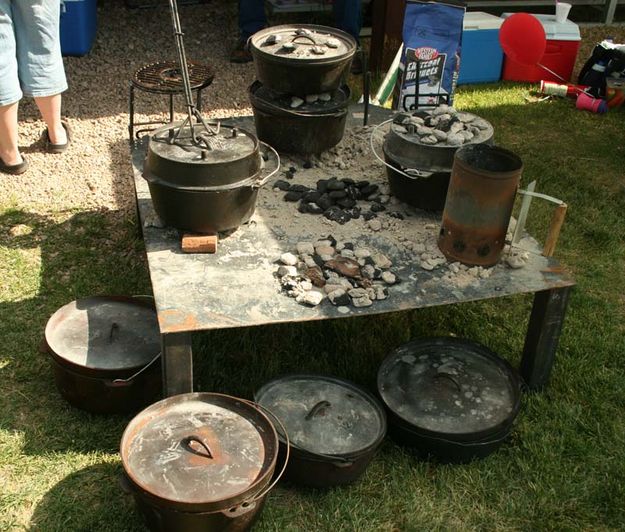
[0,0,68,106]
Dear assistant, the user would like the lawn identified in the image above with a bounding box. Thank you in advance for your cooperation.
[1,3,625,531]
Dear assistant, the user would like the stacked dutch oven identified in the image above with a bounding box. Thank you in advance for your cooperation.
[377,337,522,463]
[255,375,387,487]
[44,296,162,414]
[373,108,495,211]
[248,25,357,155]
[142,121,279,234]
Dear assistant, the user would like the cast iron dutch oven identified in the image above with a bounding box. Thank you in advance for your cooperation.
[249,24,356,96]
[370,112,494,211]
[249,81,350,155]
[120,392,287,532]
[44,296,161,414]
[255,375,386,487]
[377,338,522,463]
[143,121,280,234]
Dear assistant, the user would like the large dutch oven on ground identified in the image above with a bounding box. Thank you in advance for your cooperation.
[371,111,495,211]
[143,121,279,234]
[249,81,350,155]
[120,393,284,532]
[44,296,161,414]
[249,24,356,96]
[377,338,522,463]
[255,375,386,487]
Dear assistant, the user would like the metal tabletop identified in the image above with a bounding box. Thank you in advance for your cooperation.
[131,105,575,396]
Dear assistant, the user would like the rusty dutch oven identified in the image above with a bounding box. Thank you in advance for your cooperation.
[255,375,386,488]
[120,393,286,532]
[44,296,161,414]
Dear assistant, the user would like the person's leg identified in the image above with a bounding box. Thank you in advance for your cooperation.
[238,0,267,41]
[34,94,65,145]
[231,0,267,63]
[0,0,25,166]
[333,0,362,44]
[12,0,67,144]
[0,102,21,166]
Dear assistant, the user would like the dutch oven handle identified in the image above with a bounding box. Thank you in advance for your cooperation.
[105,352,161,388]
[254,142,281,189]
[369,119,431,180]
[291,34,317,46]
[223,399,291,516]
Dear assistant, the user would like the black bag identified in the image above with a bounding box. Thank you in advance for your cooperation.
[578,40,625,97]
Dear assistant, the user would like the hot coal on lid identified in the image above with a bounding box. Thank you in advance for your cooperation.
[251,24,356,61]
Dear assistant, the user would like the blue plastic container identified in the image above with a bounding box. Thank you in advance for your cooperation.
[457,12,503,85]
[60,0,98,57]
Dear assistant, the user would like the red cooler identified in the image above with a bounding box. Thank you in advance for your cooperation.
[501,13,581,83]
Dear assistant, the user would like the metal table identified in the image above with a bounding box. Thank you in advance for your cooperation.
[131,105,574,397]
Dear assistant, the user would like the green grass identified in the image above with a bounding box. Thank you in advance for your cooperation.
[2,85,625,531]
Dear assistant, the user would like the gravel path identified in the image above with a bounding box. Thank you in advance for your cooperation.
[0,0,252,215]
[1,1,623,217]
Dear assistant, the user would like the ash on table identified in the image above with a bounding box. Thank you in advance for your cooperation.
[276,236,399,310]
[273,176,391,224]
[393,104,493,147]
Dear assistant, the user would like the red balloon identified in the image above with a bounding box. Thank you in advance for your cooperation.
[499,13,546,66]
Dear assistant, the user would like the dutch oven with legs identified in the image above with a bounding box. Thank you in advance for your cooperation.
[377,337,522,463]
[44,296,161,414]
[249,81,350,155]
[249,24,357,96]
[120,392,286,532]
[255,375,387,487]
[370,111,494,211]
[143,121,280,234]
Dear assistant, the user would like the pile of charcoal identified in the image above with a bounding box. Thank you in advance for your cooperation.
[273,176,392,224]
[276,236,399,310]
[393,105,492,147]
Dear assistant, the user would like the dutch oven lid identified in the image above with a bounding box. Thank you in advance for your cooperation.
[387,110,494,149]
[255,375,386,457]
[377,338,520,436]
[45,296,160,372]
[121,393,274,506]
[250,81,350,114]
[149,122,258,165]
[250,24,356,62]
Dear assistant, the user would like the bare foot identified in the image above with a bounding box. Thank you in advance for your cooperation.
[0,149,23,166]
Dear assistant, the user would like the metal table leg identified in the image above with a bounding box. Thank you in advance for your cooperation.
[161,332,193,396]
[521,286,572,390]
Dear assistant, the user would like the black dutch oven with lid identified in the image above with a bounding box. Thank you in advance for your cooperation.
[143,121,280,234]
[249,81,350,155]
[44,296,161,414]
[120,392,286,532]
[249,24,357,96]
[370,111,494,211]
[255,374,387,487]
[377,337,522,463]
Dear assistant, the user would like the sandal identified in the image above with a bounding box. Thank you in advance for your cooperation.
[0,156,29,175]
[44,120,71,153]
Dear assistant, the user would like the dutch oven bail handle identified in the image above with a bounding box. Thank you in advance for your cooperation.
[291,34,317,45]
[224,399,291,517]
[106,294,161,388]
[370,119,431,180]
[254,142,281,189]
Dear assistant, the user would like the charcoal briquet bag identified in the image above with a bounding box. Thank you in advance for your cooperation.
[394,0,465,111]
